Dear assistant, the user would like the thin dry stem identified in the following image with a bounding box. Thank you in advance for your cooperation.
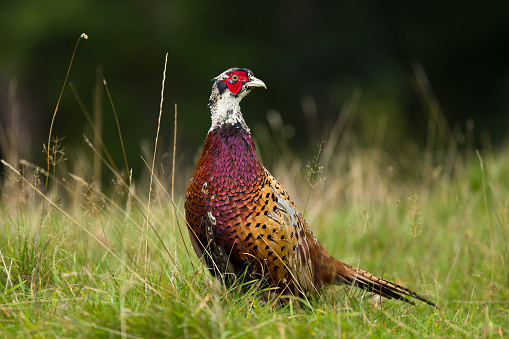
[142,53,168,284]
[40,33,88,242]
[103,78,129,179]
[172,103,178,258]
[93,65,104,189]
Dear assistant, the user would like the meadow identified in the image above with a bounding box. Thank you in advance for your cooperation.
[0,50,508,338]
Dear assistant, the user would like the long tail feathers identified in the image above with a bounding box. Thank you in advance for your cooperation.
[337,261,437,308]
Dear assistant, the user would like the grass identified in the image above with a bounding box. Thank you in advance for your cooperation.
[1,44,508,337]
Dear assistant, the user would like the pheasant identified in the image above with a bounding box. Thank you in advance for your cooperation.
[185,67,436,307]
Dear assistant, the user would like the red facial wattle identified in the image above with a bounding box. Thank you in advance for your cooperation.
[224,70,249,94]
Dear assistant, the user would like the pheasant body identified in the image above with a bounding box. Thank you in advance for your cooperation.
[185,68,436,307]
[186,124,319,293]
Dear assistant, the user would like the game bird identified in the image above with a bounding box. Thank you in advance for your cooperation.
[185,68,436,307]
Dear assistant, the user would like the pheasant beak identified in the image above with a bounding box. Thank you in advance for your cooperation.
[246,76,267,89]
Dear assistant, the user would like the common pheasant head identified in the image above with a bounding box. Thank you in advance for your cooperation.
[208,68,266,132]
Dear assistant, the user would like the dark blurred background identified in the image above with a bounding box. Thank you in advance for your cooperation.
[1,1,508,183]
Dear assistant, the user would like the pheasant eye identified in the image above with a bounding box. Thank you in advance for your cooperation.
[231,74,239,81]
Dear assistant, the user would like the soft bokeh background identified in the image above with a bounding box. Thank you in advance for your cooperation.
[1,1,508,186]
